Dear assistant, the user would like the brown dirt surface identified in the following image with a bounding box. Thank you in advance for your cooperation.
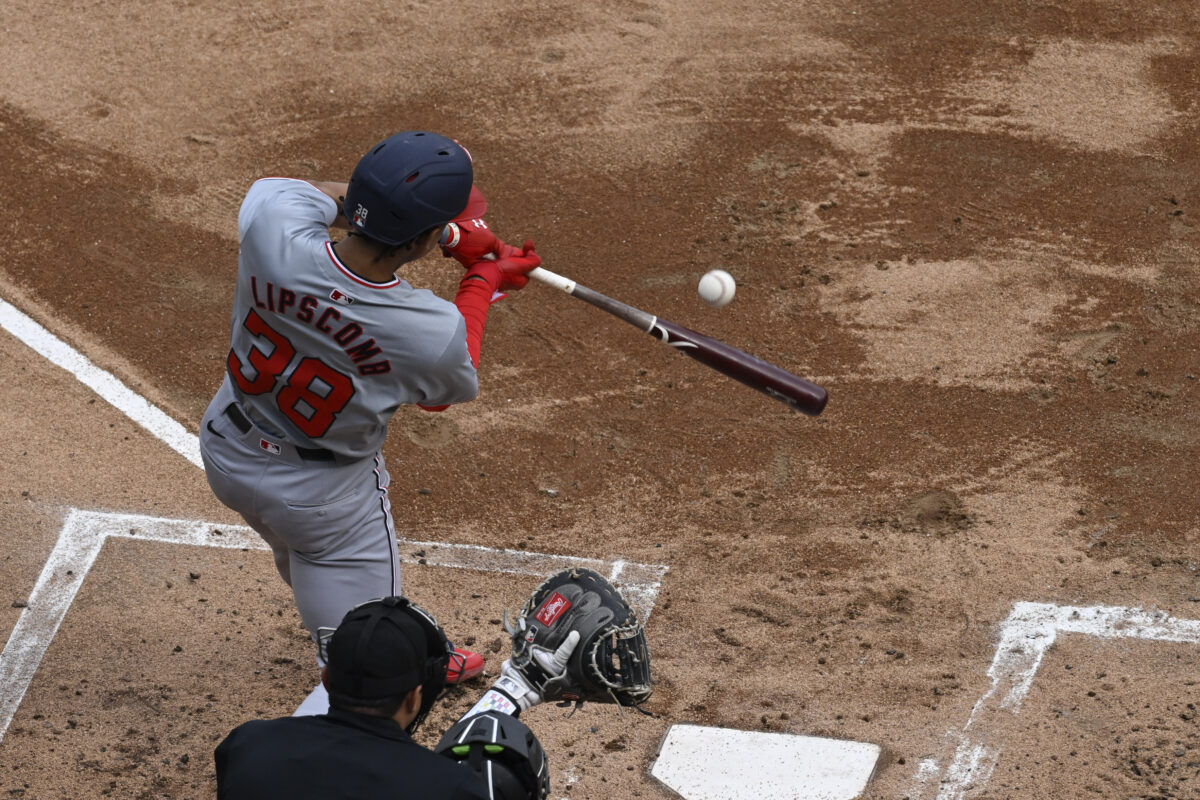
[2,1,1199,798]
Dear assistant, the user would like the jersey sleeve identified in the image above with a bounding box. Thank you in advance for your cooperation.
[412,314,479,408]
[238,178,338,244]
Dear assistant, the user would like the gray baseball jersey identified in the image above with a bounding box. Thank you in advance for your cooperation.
[228,178,478,458]
[200,178,478,655]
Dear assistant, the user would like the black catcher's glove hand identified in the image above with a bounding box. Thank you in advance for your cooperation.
[503,567,652,708]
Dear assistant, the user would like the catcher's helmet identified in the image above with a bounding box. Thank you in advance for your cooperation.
[343,131,473,246]
[324,596,452,733]
[435,711,550,800]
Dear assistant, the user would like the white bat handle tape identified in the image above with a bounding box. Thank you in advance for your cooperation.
[528,266,576,294]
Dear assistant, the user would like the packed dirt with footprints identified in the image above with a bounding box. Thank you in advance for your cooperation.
[1,0,1199,798]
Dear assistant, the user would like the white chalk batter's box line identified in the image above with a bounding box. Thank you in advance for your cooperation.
[0,508,668,744]
[919,601,1200,800]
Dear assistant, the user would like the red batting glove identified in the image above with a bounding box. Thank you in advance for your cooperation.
[441,218,522,266]
[493,239,540,291]
[462,240,541,292]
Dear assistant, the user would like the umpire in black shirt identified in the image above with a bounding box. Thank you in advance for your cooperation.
[215,597,551,800]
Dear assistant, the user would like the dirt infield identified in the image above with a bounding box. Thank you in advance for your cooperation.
[2,1,1199,798]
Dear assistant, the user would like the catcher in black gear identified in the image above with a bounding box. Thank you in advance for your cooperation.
[217,570,651,800]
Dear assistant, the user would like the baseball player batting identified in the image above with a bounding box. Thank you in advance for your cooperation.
[198,131,540,700]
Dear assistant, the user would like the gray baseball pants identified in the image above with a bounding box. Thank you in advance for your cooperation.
[198,379,401,653]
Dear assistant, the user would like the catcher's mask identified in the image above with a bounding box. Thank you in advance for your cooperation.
[435,711,550,800]
[324,596,452,732]
[343,131,473,247]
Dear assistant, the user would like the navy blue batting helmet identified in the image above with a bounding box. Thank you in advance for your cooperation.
[343,131,473,246]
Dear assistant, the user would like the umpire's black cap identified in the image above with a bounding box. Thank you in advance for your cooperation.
[325,597,429,700]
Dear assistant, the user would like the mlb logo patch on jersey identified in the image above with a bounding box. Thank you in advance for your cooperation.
[329,289,356,305]
[259,438,282,455]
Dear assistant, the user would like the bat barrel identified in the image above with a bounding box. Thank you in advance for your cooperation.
[655,319,828,415]
[529,266,827,416]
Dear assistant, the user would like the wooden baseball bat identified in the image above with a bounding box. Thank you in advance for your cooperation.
[528,266,828,416]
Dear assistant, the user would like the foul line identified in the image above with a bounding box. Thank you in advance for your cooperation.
[0,298,202,468]
[928,602,1200,800]
[0,509,668,743]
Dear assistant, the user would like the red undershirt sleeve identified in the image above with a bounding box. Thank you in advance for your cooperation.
[418,266,500,413]
[453,265,502,367]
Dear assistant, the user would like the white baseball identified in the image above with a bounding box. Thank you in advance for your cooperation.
[698,269,736,307]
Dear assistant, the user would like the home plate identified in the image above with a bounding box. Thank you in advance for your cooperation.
[650,724,881,800]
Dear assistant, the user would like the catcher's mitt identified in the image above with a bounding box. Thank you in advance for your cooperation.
[505,567,652,707]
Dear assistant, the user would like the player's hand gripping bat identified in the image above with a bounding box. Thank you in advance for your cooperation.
[528,266,828,416]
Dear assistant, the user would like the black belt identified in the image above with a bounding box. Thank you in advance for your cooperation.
[224,404,335,462]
